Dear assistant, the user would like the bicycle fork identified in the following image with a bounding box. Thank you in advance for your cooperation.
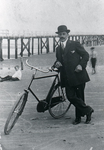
[18,90,29,116]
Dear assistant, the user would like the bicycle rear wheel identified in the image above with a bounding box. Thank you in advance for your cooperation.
[4,91,28,135]
[48,85,71,119]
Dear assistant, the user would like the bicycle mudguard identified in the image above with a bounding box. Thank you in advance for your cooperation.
[49,96,63,108]
[37,100,48,112]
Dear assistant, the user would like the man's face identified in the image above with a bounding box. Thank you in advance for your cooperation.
[58,31,68,42]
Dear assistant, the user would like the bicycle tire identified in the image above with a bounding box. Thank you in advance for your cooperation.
[48,85,71,119]
[4,91,28,135]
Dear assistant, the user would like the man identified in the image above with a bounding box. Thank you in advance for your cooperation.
[0,65,22,82]
[52,25,94,125]
[90,47,97,74]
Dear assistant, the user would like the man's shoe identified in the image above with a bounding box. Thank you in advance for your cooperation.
[73,118,81,125]
[85,109,94,124]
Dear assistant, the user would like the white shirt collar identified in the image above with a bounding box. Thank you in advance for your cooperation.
[61,38,68,47]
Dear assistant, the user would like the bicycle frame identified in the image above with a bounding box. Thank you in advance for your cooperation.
[25,69,60,103]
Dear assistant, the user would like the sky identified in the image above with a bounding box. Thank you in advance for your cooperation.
[0,0,104,35]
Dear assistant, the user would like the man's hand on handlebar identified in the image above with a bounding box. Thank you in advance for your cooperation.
[49,61,62,72]
[49,66,58,72]
[54,61,62,69]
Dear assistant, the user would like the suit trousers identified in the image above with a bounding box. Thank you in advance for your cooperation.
[65,83,92,117]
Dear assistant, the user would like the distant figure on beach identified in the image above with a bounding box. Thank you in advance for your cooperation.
[81,39,85,47]
[90,47,97,74]
[0,65,22,82]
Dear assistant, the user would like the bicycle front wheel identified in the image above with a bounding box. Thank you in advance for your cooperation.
[4,91,28,135]
[48,85,71,119]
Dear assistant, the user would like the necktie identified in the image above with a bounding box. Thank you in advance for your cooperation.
[61,42,64,50]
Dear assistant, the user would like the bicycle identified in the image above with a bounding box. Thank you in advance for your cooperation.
[4,59,71,135]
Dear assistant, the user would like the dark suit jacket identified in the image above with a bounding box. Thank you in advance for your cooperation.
[55,40,90,87]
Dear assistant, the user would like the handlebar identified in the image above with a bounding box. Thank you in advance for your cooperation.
[26,59,50,73]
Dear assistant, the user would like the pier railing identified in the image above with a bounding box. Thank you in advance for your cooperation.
[0,35,104,61]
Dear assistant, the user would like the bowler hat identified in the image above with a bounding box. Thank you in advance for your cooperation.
[56,25,70,34]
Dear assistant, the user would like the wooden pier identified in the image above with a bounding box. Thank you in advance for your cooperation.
[0,35,104,61]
